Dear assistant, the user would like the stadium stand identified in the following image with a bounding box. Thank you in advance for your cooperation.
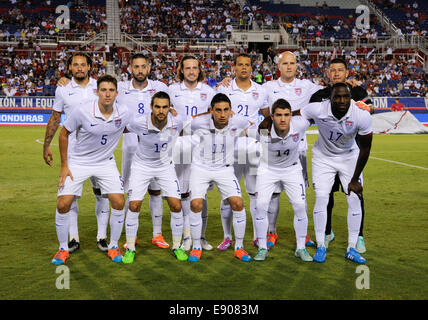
[0,0,426,100]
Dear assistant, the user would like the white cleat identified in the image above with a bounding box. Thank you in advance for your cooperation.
[181,237,192,251]
[201,237,213,251]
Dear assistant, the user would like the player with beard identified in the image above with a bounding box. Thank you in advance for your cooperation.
[44,52,110,254]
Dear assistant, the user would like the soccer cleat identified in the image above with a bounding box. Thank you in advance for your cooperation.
[51,249,69,265]
[173,248,188,261]
[201,237,213,251]
[295,248,313,262]
[234,248,252,262]
[324,231,335,249]
[68,239,80,253]
[267,233,278,249]
[123,237,138,250]
[152,234,170,249]
[217,237,233,251]
[356,236,366,254]
[313,246,327,263]
[305,234,316,247]
[254,248,269,261]
[252,239,259,248]
[345,247,366,264]
[181,237,192,251]
[122,249,136,264]
[108,247,123,263]
[188,248,202,262]
[97,238,108,252]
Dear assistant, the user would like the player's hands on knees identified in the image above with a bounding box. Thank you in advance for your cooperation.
[43,147,53,166]
[347,179,363,200]
[57,77,71,87]
[217,77,232,88]
[58,166,73,189]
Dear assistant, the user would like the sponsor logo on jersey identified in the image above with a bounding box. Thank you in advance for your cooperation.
[292,133,300,142]
[345,121,354,128]
[200,93,207,101]
[252,92,259,100]
[115,119,122,128]
[295,88,302,96]
[68,92,75,96]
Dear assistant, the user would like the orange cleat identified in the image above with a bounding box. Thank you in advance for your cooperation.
[267,233,278,249]
[51,249,69,265]
[152,234,170,249]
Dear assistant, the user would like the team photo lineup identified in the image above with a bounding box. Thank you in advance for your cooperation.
[1,0,427,303]
[43,49,373,266]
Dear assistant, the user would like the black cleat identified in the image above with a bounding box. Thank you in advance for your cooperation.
[68,239,80,253]
[97,238,108,252]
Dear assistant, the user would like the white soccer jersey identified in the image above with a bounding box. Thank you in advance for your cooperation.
[262,78,322,111]
[190,114,252,170]
[53,77,98,115]
[64,98,130,166]
[217,79,267,124]
[300,100,373,158]
[117,79,169,119]
[259,116,310,171]
[127,113,183,168]
[169,82,215,121]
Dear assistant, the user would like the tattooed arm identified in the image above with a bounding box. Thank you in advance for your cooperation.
[43,110,62,166]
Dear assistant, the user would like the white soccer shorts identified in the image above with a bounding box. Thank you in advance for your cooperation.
[256,162,306,213]
[127,162,181,201]
[189,165,242,201]
[58,161,124,198]
[312,153,362,196]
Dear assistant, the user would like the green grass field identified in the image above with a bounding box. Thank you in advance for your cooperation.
[0,127,427,300]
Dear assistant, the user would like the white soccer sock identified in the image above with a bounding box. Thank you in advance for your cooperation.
[56,209,70,251]
[249,194,258,240]
[220,200,233,239]
[181,197,191,239]
[201,197,208,238]
[233,209,247,249]
[109,208,125,249]
[292,201,308,250]
[189,211,202,250]
[150,195,163,237]
[95,195,110,241]
[267,195,280,234]
[347,193,363,248]
[313,195,329,247]
[125,209,139,251]
[254,208,268,249]
[170,211,184,249]
[68,198,79,242]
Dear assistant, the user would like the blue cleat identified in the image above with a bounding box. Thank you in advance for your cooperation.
[313,246,327,263]
[345,247,366,264]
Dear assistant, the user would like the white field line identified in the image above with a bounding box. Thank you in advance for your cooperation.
[369,156,428,171]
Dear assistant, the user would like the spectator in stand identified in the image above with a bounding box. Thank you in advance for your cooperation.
[391,98,405,111]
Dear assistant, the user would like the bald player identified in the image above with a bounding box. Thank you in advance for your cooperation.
[261,51,321,248]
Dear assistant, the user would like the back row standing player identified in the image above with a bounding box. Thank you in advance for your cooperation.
[43,52,111,253]
[216,53,269,250]
[56,54,172,250]
[169,55,216,251]
[309,58,374,253]
[261,51,322,248]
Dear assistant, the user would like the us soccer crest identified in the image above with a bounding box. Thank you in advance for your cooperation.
[115,119,122,128]
[200,93,207,101]
[252,92,259,100]
[150,89,156,95]
[93,89,97,94]
[345,121,354,128]
[295,88,302,96]
[292,133,300,142]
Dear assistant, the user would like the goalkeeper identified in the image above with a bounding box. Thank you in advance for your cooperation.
[309,58,374,255]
